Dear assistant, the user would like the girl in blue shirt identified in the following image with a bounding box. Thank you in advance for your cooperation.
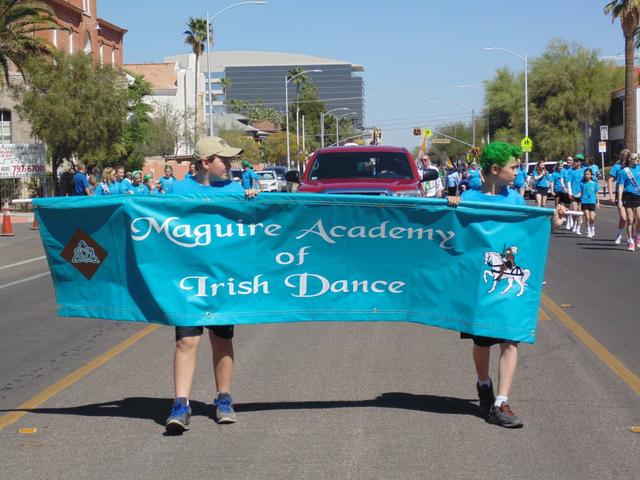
[512,159,527,196]
[617,152,640,251]
[550,163,566,207]
[610,149,630,244]
[532,161,552,207]
[468,162,484,190]
[575,168,599,238]
[94,167,118,196]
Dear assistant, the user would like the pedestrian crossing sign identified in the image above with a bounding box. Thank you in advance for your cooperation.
[423,128,433,138]
[521,136,533,152]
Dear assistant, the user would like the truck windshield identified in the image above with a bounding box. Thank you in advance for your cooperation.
[308,152,414,180]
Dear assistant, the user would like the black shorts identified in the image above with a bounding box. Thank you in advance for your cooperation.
[582,203,596,212]
[460,332,519,347]
[622,192,640,209]
[535,186,549,196]
[175,325,234,341]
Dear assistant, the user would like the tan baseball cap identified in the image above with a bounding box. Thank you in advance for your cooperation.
[194,136,243,159]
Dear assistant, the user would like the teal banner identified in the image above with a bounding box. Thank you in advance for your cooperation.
[34,193,552,343]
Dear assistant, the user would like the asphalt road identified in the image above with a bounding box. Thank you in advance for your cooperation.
[0,206,638,480]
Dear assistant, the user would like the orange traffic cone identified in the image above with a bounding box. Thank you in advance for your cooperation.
[30,213,39,231]
[1,203,14,237]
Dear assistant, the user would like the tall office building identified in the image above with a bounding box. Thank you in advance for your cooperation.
[165,51,365,128]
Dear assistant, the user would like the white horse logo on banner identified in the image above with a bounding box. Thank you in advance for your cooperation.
[483,247,530,297]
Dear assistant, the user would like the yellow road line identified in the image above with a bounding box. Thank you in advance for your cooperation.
[542,294,640,396]
[0,324,160,431]
[538,307,551,322]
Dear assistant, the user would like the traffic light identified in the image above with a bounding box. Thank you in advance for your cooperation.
[471,146,480,156]
[413,128,422,136]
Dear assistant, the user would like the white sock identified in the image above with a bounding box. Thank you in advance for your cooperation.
[477,378,491,388]
[494,395,508,407]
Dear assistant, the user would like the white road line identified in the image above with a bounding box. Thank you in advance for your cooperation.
[0,256,46,271]
[0,272,50,290]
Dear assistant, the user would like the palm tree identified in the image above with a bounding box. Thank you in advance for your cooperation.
[0,0,57,86]
[183,17,211,133]
[605,0,640,151]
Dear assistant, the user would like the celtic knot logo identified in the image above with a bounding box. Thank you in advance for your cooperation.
[71,240,100,264]
[61,230,108,280]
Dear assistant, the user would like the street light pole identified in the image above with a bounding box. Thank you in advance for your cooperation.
[457,85,490,144]
[424,97,476,147]
[285,69,322,170]
[206,1,267,136]
[483,47,528,162]
[320,107,349,148]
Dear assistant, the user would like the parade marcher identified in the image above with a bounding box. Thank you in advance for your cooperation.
[512,158,527,196]
[561,156,574,229]
[159,165,176,193]
[567,154,586,235]
[532,161,552,207]
[610,149,629,244]
[420,154,442,198]
[447,141,564,429]
[617,152,640,251]
[130,171,148,195]
[164,136,255,434]
[585,155,600,181]
[467,161,484,190]
[446,164,461,196]
[241,160,260,196]
[575,167,600,238]
[551,162,566,207]
[184,162,196,180]
[94,167,117,196]
[72,163,93,196]
[143,174,157,194]
[115,165,133,195]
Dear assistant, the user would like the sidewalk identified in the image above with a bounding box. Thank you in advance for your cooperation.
[0,312,638,480]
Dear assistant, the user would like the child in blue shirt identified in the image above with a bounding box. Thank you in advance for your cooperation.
[611,149,630,244]
[550,162,566,207]
[616,152,640,251]
[447,142,563,429]
[575,168,599,238]
[567,155,586,235]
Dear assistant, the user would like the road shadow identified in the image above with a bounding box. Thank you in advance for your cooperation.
[0,392,483,428]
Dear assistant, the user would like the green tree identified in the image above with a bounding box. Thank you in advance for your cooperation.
[261,131,293,166]
[484,68,525,145]
[144,103,196,158]
[16,52,128,193]
[217,128,261,163]
[604,0,640,150]
[183,17,211,135]
[0,0,57,86]
[118,74,153,170]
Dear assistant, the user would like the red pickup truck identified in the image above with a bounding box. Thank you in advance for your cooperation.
[285,145,438,197]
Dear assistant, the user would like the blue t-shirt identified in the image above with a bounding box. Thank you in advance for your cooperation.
[461,186,526,206]
[620,165,640,195]
[446,170,460,188]
[579,180,598,204]
[609,163,621,180]
[94,182,117,196]
[241,169,259,189]
[132,184,149,195]
[468,169,482,189]
[568,167,586,195]
[72,172,90,196]
[116,178,133,195]
[534,171,551,188]
[159,176,176,193]
[513,166,527,188]
[588,164,599,179]
[169,176,244,195]
[551,171,564,192]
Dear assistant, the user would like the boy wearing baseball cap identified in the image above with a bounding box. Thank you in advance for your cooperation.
[165,136,254,434]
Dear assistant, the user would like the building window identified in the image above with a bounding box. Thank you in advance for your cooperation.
[99,43,103,65]
[52,29,57,47]
[610,97,624,128]
[68,31,73,54]
[83,32,91,55]
[111,48,116,65]
[83,0,90,15]
[0,110,12,144]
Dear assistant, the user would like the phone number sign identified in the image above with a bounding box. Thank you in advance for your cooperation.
[0,144,46,179]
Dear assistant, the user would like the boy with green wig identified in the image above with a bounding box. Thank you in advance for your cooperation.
[448,141,563,428]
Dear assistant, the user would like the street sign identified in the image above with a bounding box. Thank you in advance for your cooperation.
[431,138,451,144]
[423,128,433,138]
[598,141,607,153]
[521,136,533,152]
[600,125,609,141]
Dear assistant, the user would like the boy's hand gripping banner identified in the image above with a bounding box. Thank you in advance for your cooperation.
[34,193,552,343]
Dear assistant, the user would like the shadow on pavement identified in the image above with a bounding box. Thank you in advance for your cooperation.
[0,392,483,426]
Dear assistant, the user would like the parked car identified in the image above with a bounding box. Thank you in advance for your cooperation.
[230,169,242,183]
[285,145,438,196]
[267,166,288,191]
[256,170,279,192]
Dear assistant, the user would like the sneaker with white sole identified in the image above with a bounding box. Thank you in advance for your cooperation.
[628,240,636,252]
[614,235,622,245]
[165,397,191,433]
[213,393,237,424]
[488,403,524,428]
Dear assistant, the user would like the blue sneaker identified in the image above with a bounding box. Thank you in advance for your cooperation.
[165,397,191,433]
[213,393,237,424]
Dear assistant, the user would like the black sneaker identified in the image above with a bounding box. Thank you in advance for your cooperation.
[488,403,524,428]
[165,398,191,433]
[476,380,495,415]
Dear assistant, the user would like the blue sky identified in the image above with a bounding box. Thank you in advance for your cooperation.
[101,1,624,149]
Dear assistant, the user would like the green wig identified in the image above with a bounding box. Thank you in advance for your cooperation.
[479,142,522,173]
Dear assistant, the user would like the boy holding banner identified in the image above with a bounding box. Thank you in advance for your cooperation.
[164,136,252,434]
[448,142,563,429]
